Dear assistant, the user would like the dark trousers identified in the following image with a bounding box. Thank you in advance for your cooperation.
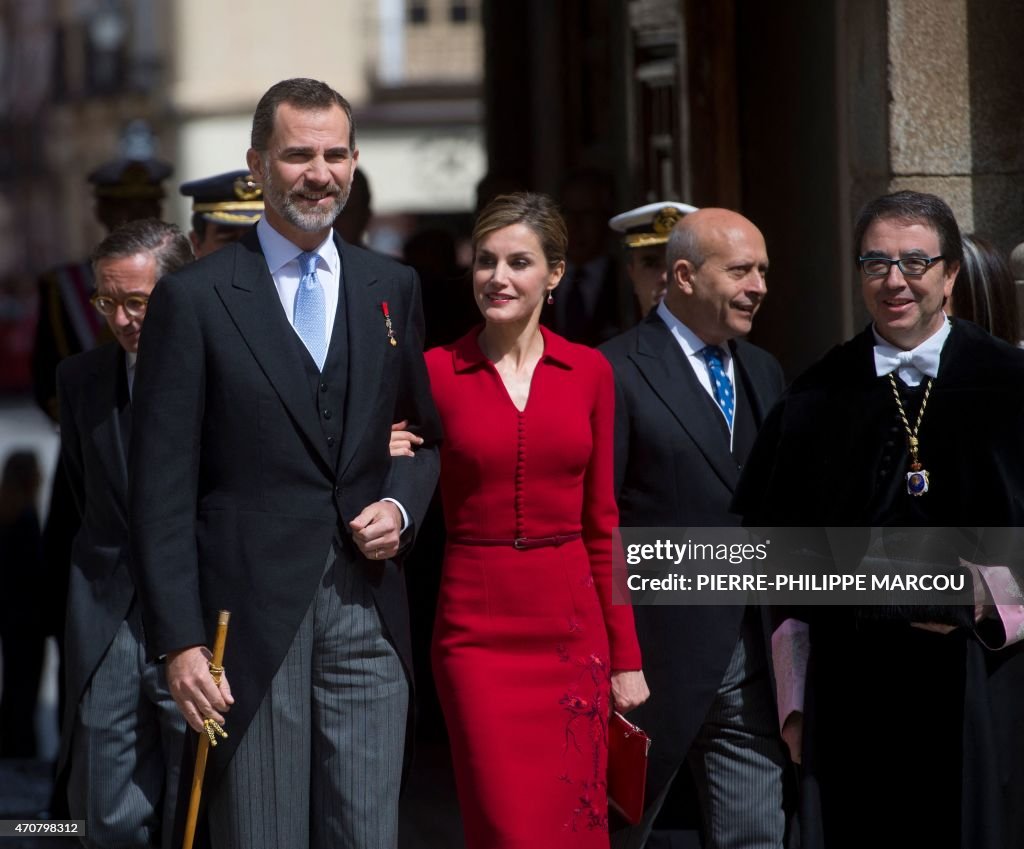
[208,547,408,849]
[613,619,788,849]
[67,606,185,848]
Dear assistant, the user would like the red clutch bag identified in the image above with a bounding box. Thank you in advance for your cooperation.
[608,711,651,825]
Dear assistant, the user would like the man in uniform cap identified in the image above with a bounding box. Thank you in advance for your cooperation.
[179,170,263,258]
[609,201,697,318]
[88,156,172,233]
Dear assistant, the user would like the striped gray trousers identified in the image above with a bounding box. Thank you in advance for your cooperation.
[208,546,408,849]
[68,604,186,849]
[613,617,788,849]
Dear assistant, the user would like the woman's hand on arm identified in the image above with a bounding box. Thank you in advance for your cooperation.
[388,419,424,457]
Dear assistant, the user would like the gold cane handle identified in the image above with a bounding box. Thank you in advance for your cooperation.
[182,610,231,849]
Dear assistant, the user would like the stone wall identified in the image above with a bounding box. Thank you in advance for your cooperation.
[886,0,1024,253]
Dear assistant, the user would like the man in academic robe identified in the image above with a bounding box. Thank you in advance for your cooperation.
[735,190,1024,849]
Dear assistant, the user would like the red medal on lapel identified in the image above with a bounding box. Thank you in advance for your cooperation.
[381,301,397,346]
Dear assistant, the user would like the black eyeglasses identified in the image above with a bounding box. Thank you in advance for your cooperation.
[90,293,150,318]
[857,255,944,277]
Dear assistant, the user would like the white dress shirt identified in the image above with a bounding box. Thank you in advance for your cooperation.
[656,301,736,447]
[257,217,341,352]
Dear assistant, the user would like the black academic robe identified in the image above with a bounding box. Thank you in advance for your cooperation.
[735,319,1024,849]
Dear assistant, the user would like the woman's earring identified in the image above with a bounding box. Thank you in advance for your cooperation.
[546,291,554,305]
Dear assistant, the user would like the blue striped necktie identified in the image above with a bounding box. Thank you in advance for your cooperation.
[700,344,734,428]
[294,251,326,370]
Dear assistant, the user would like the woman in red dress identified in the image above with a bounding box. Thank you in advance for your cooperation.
[424,193,649,848]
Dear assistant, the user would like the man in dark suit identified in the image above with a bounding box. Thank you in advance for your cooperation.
[57,219,194,847]
[33,144,173,772]
[128,79,441,849]
[601,208,789,849]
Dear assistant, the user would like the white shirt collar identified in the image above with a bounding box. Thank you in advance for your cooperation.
[256,216,339,277]
[655,300,737,442]
[872,317,951,386]
[656,300,732,363]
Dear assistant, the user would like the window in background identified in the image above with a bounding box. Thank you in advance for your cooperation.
[408,0,429,25]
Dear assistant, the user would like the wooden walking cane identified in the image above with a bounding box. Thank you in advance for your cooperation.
[182,610,231,849]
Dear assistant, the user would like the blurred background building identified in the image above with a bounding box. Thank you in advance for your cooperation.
[168,0,486,252]
[0,0,1020,389]
[0,0,1021,836]
[0,0,488,403]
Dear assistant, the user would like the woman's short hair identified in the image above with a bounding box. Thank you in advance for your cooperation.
[472,192,568,269]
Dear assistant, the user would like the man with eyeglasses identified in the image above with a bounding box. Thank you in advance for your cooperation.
[734,190,1024,849]
[29,143,173,781]
[55,218,194,848]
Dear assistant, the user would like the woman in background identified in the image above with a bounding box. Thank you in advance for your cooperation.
[948,233,1021,344]
[424,193,648,848]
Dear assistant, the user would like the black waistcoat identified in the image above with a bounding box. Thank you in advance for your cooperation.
[293,291,349,473]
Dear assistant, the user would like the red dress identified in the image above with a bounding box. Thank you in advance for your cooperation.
[426,327,642,849]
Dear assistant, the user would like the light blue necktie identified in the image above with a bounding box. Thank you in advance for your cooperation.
[700,345,734,428]
[294,251,326,370]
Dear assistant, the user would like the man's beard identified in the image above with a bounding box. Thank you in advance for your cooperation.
[263,166,351,232]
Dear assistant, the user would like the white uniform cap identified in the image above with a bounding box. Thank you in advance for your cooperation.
[608,201,699,248]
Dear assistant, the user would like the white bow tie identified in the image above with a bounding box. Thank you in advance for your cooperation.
[873,346,940,384]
